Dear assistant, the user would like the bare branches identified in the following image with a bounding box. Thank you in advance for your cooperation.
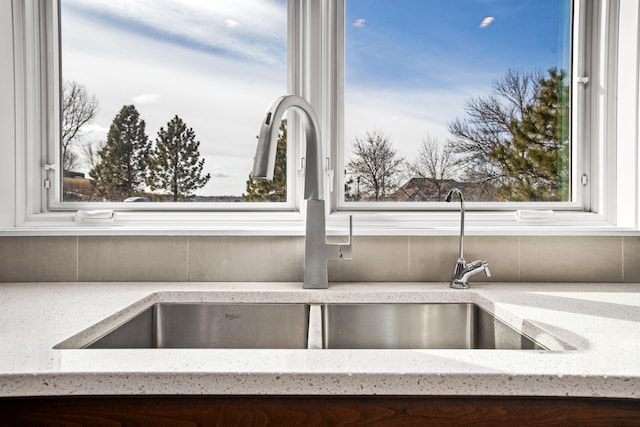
[80,141,105,171]
[347,130,404,200]
[448,69,544,185]
[408,135,460,181]
[448,68,570,201]
[400,135,462,201]
[62,80,99,171]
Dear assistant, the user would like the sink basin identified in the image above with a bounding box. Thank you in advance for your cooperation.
[322,303,546,350]
[65,301,549,351]
[84,303,310,349]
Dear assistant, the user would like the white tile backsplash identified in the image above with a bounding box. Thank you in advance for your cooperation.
[0,235,637,283]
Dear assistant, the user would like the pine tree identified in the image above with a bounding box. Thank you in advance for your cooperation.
[492,68,570,201]
[90,105,150,201]
[147,115,211,201]
[243,119,287,202]
[448,68,570,201]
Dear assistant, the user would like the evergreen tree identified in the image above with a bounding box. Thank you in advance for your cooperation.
[494,68,569,201]
[90,105,150,201]
[244,119,287,202]
[147,115,211,201]
[448,68,570,201]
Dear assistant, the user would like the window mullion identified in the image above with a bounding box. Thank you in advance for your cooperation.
[327,0,345,212]
[291,0,341,212]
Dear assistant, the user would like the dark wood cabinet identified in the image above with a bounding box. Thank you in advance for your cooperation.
[1,395,639,426]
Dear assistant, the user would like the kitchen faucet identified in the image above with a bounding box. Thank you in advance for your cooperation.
[445,188,491,289]
[252,95,352,289]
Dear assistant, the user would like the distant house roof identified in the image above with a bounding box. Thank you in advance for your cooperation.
[63,170,85,179]
[388,177,498,202]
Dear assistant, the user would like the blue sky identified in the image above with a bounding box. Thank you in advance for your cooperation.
[343,0,571,165]
[346,0,571,89]
[61,0,571,197]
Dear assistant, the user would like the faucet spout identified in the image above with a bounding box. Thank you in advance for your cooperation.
[446,187,489,289]
[452,260,491,289]
[252,95,352,289]
[252,95,323,200]
[445,188,464,259]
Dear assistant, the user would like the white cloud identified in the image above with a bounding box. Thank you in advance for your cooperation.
[212,171,232,178]
[63,0,287,64]
[132,93,160,105]
[344,85,489,162]
[480,16,494,28]
[83,123,110,137]
[225,19,239,29]
[353,18,366,28]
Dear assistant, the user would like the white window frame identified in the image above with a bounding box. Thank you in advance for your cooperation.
[49,0,297,214]
[335,0,583,213]
[2,0,639,235]
[325,0,640,233]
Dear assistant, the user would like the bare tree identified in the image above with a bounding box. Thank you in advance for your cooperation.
[409,136,460,180]
[63,146,83,174]
[80,141,105,171]
[62,80,99,171]
[404,135,461,200]
[347,130,404,200]
[448,68,570,201]
[448,69,541,185]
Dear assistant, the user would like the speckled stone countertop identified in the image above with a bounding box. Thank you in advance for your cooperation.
[0,282,638,398]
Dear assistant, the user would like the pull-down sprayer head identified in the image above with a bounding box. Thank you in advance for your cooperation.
[252,95,323,200]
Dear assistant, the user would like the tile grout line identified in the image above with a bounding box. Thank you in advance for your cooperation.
[621,236,625,282]
[186,237,190,282]
[518,236,522,282]
[76,236,79,282]
[407,236,411,280]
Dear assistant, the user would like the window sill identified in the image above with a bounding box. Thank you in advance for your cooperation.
[327,211,637,236]
[1,210,637,237]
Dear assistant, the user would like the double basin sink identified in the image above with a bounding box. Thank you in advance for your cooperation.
[76,303,548,350]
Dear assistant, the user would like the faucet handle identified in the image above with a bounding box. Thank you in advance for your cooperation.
[467,260,484,269]
[469,260,491,277]
[467,260,490,275]
[482,262,491,278]
[339,215,353,260]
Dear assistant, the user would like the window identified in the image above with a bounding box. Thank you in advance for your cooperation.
[341,0,574,205]
[5,0,639,231]
[58,0,288,205]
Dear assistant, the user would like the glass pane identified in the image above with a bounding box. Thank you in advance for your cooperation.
[60,0,287,202]
[344,0,572,202]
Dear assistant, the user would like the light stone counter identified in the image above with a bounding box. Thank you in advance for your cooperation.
[0,282,638,398]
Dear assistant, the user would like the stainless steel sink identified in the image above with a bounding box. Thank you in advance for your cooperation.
[84,303,310,349]
[70,301,548,350]
[322,303,547,350]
